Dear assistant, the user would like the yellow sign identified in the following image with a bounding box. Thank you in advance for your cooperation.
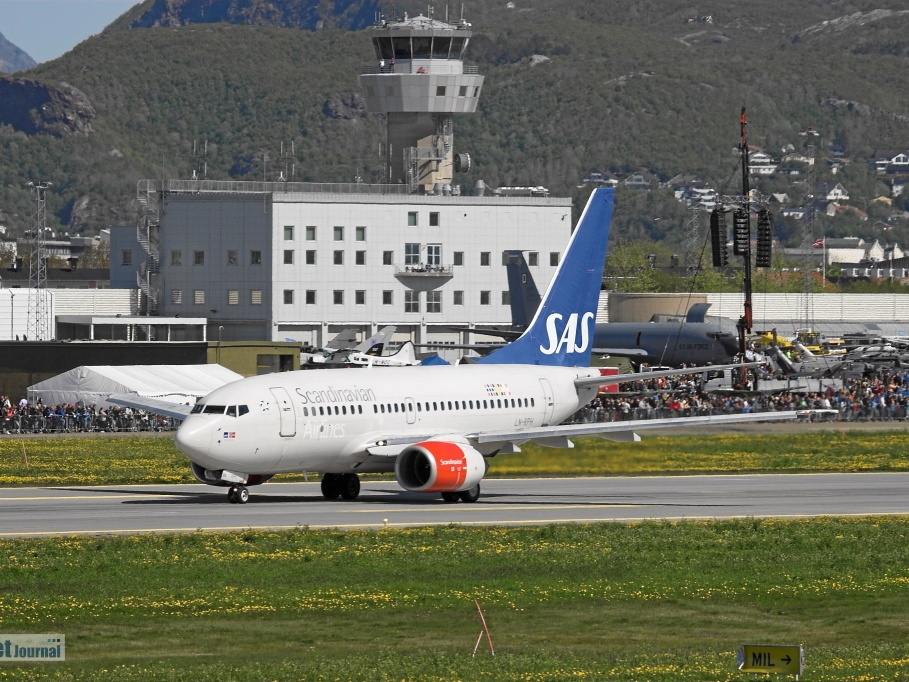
[739,644,804,675]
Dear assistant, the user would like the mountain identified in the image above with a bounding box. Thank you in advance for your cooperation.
[0,30,37,74]
[105,0,382,32]
[1,0,909,250]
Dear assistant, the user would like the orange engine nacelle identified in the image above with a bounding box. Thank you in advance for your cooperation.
[394,441,487,493]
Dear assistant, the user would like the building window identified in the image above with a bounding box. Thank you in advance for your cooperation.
[333,226,344,241]
[333,290,344,305]
[305,250,316,265]
[429,212,440,227]
[355,290,366,305]
[306,226,316,240]
[251,290,262,305]
[171,289,182,304]
[283,250,294,265]
[250,250,262,265]
[529,252,539,266]
[193,251,205,266]
[426,244,441,266]
[283,289,294,305]
[480,252,490,266]
[459,85,467,97]
[502,291,510,306]
[405,243,420,266]
[382,290,393,305]
[305,290,316,305]
[550,252,560,266]
[480,290,490,305]
[436,86,446,96]
[283,226,294,240]
[228,290,239,305]
[333,250,344,266]
[453,290,464,305]
[354,250,366,266]
[194,289,205,304]
[407,211,417,226]
[355,226,366,241]
[171,250,182,266]
[405,290,420,313]
[453,251,464,266]
[383,251,393,265]
[427,290,441,313]
[121,250,132,266]
[227,250,238,265]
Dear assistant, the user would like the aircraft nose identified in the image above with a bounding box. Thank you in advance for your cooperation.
[175,418,212,459]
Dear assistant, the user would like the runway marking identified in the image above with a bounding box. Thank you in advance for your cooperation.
[4,512,909,538]
[0,494,164,501]
[348,504,646,513]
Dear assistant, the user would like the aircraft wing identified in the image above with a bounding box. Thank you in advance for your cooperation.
[107,393,194,420]
[363,410,798,457]
[471,411,799,447]
[591,347,649,357]
[574,362,756,390]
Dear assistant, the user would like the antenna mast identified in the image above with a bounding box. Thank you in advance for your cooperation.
[26,180,52,341]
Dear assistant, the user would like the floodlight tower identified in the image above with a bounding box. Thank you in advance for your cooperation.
[26,180,52,341]
[359,8,484,192]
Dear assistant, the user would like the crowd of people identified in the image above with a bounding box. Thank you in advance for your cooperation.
[3,366,908,435]
[571,367,909,424]
[0,396,177,434]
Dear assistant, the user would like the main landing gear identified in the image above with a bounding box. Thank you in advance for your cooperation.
[442,483,481,503]
[227,485,249,504]
[320,473,361,501]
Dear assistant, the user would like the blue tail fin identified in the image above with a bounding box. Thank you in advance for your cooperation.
[477,187,614,366]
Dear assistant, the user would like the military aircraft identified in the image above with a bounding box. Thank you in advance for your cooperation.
[443,251,739,368]
[110,188,796,504]
[303,326,396,366]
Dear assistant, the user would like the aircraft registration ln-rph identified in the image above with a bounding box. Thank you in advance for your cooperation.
[111,188,797,504]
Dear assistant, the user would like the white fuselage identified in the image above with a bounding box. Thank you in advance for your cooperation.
[174,364,601,476]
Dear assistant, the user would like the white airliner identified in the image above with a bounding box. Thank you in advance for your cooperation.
[111,188,796,504]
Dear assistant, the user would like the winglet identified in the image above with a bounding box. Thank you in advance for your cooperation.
[477,188,614,366]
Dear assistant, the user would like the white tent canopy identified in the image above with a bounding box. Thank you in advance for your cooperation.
[28,365,243,408]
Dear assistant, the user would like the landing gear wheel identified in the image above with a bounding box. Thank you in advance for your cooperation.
[441,492,461,503]
[339,473,361,500]
[459,484,481,503]
[227,486,238,504]
[236,486,249,504]
[320,473,341,500]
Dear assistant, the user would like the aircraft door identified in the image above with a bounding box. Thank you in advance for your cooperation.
[538,378,555,426]
[405,398,417,424]
[269,387,296,437]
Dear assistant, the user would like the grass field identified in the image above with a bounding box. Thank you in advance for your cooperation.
[1,432,908,680]
[1,520,908,680]
[2,429,909,486]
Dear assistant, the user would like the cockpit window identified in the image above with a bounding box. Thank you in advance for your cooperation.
[190,404,205,414]
[226,405,237,417]
[239,405,249,416]
[203,405,226,414]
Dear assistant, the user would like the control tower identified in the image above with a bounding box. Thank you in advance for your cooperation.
[359,10,484,193]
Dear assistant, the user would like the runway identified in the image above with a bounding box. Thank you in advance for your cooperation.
[2,472,909,537]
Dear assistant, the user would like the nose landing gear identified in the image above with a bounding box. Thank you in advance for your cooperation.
[227,485,249,504]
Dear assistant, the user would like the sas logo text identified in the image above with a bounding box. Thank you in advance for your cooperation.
[540,312,594,355]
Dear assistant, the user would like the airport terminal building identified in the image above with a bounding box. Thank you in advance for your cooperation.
[114,181,572,352]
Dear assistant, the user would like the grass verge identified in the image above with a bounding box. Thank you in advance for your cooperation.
[0,520,908,680]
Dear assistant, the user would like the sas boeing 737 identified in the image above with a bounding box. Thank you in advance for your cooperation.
[111,188,796,504]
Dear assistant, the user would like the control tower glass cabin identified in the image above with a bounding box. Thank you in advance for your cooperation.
[360,13,484,193]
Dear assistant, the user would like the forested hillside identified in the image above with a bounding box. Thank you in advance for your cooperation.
[1,0,909,253]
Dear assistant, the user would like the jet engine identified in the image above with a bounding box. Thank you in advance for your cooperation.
[189,462,273,487]
[394,441,486,493]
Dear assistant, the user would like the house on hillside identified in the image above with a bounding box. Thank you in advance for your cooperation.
[748,150,777,176]
[817,182,849,202]
[581,170,618,187]
[622,171,657,190]
[872,149,909,174]
[822,237,895,264]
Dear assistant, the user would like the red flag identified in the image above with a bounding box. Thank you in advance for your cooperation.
[812,238,824,248]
